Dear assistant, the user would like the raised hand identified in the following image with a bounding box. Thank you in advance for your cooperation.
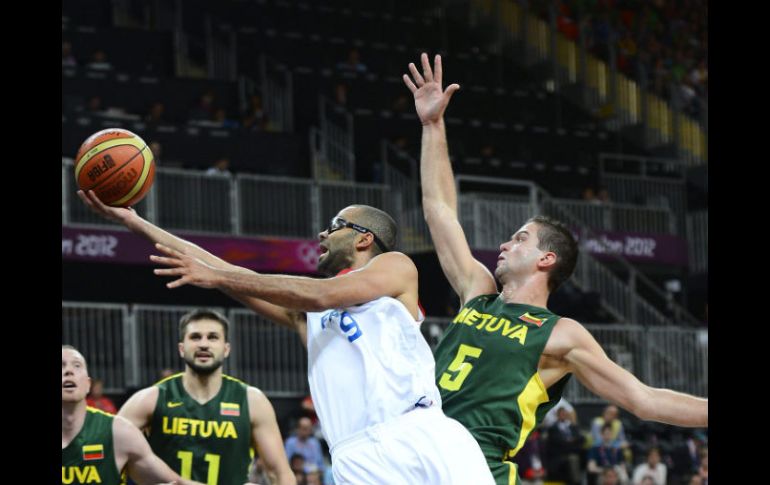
[77,189,136,225]
[150,243,221,289]
[403,53,460,126]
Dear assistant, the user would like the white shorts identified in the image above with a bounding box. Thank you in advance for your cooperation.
[330,406,494,485]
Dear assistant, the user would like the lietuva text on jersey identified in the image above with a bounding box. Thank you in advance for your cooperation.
[160,416,239,439]
[451,307,529,345]
[61,465,101,484]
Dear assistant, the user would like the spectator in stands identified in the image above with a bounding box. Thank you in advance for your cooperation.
[597,187,612,204]
[599,467,621,485]
[304,465,322,485]
[687,475,703,485]
[62,41,77,67]
[189,90,216,121]
[85,378,118,414]
[87,49,113,71]
[582,186,599,204]
[212,108,240,129]
[243,94,269,131]
[591,405,629,450]
[289,453,306,484]
[300,394,324,440]
[285,417,325,477]
[249,456,274,485]
[542,398,576,428]
[587,424,629,485]
[631,448,666,485]
[333,82,348,107]
[545,406,584,485]
[157,367,175,380]
[145,102,167,126]
[336,48,367,73]
[86,95,105,116]
[511,429,545,485]
[205,157,232,177]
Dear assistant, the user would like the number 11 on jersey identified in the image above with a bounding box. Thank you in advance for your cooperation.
[438,344,483,391]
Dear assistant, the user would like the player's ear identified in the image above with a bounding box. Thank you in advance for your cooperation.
[223,342,231,358]
[178,342,184,358]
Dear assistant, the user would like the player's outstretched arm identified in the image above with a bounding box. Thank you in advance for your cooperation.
[247,387,297,485]
[152,244,415,313]
[403,53,496,304]
[551,318,708,427]
[79,189,302,332]
[113,415,205,485]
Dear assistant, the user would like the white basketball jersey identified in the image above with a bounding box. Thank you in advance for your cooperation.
[306,296,442,448]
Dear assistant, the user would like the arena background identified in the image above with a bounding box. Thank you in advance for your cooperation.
[62,0,708,483]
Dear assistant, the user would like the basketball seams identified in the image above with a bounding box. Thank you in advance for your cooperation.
[74,137,145,179]
[112,145,155,206]
[82,145,146,194]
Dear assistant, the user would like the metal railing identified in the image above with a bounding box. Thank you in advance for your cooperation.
[259,55,295,132]
[62,302,132,393]
[62,161,699,324]
[313,96,355,181]
[61,302,706,401]
[687,211,708,274]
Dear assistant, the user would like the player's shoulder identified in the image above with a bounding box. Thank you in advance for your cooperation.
[546,317,593,354]
[124,385,161,409]
[368,251,417,272]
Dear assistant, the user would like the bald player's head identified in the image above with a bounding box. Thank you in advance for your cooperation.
[62,345,91,403]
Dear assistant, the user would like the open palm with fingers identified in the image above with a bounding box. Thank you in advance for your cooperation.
[402,53,460,125]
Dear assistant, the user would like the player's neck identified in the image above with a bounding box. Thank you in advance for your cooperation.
[61,400,87,443]
[499,279,549,308]
[182,369,223,403]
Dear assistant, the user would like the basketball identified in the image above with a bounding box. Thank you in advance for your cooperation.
[74,128,155,207]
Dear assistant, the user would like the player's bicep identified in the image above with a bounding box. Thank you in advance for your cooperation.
[114,416,182,484]
[248,389,292,476]
[424,204,496,303]
[321,252,416,307]
[117,387,158,430]
[563,324,651,413]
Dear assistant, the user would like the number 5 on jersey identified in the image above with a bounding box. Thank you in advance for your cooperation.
[438,344,483,391]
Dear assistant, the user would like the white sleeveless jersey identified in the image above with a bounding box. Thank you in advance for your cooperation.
[305,296,442,448]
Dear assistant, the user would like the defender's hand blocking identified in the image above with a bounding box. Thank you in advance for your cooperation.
[151,243,221,289]
[77,189,137,224]
[402,53,460,125]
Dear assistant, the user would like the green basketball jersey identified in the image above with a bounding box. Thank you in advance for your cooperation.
[62,407,122,485]
[148,374,253,485]
[435,294,571,485]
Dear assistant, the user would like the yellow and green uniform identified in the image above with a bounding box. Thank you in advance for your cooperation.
[148,374,253,485]
[62,407,122,484]
[435,294,571,485]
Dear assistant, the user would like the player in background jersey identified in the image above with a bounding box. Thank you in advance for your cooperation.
[117,310,295,485]
[79,190,494,484]
[403,52,708,485]
[62,345,205,485]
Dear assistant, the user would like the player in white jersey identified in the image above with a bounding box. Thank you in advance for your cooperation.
[79,192,494,484]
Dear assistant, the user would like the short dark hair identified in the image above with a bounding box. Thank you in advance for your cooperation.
[349,205,397,255]
[527,215,578,292]
[178,309,230,342]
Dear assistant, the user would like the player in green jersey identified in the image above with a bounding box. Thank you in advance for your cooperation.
[403,53,708,485]
[118,310,295,485]
[62,345,204,485]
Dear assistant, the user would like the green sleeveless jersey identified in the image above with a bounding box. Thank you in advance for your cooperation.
[62,407,122,485]
[148,374,253,485]
[435,294,571,485]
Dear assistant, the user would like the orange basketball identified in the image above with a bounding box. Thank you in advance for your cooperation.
[74,128,155,207]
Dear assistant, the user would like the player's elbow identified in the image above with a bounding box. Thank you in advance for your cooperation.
[627,385,657,421]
